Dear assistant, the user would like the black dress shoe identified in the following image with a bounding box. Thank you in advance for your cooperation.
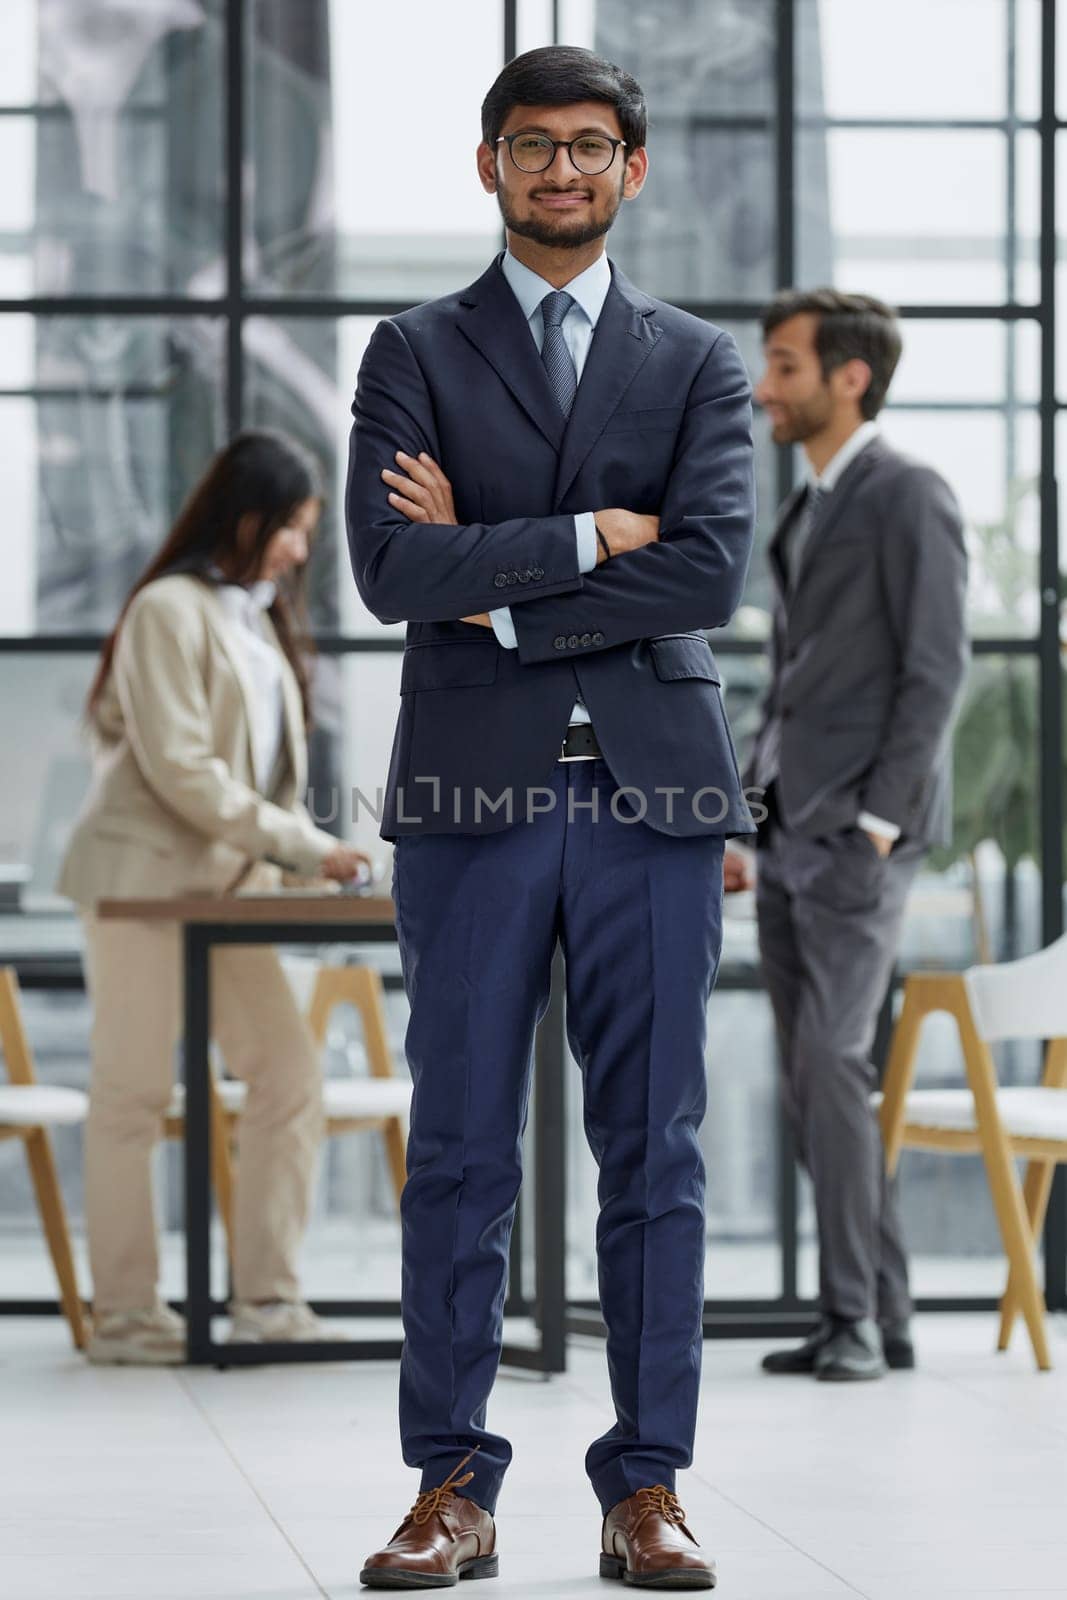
[880,1318,916,1370]
[761,1319,835,1374]
[815,1317,887,1382]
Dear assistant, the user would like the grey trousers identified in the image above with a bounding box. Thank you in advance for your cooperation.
[756,815,923,1324]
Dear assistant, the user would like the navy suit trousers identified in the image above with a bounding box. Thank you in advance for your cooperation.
[391,758,725,1515]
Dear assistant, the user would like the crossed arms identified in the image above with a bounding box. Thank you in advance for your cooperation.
[345,315,756,661]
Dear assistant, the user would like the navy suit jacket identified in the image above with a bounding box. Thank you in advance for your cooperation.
[345,255,757,840]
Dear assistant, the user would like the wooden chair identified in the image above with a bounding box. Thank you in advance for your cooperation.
[163,960,410,1251]
[0,967,89,1349]
[877,934,1067,1372]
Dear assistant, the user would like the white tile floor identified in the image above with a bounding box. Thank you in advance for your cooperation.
[3,1311,1067,1599]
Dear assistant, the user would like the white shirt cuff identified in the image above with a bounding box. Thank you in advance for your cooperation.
[489,607,517,649]
[575,512,598,573]
[858,810,901,842]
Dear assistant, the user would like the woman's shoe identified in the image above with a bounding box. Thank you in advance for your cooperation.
[227,1299,349,1343]
[86,1304,187,1365]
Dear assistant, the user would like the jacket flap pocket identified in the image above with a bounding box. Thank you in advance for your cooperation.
[650,634,721,684]
[401,641,499,693]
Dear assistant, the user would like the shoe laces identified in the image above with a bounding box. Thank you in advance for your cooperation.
[408,1447,479,1531]
[633,1485,691,1537]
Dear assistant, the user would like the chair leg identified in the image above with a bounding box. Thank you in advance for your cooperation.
[23,1129,88,1351]
[305,967,349,1049]
[955,1004,1052,1371]
[347,967,407,1207]
[997,1158,1055,1352]
[996,1038,1067,1350]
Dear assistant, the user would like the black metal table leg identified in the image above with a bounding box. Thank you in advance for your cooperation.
[183,923,213,1365]
[176,917,565,1372]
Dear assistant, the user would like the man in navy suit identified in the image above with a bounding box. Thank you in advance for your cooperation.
[349,46,755,1591]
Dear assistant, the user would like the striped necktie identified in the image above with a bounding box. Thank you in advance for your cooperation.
[786,483,826,593]
[539,290,578,417]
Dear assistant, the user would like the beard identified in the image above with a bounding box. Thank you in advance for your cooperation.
[769,393,834,444]
[496,173,625,250]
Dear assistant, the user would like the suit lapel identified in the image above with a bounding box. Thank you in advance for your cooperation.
[768,484,805,601]
[202,589,261,782]
[455,257,565,450]
[554,265,661,506]
[790,439,885,596]
[769,436,888,604]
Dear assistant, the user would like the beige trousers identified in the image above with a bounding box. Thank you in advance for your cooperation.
[80,910,324,1314]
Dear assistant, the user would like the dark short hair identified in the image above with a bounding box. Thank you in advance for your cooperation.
[481,45,647,151]
[761,288,903,419]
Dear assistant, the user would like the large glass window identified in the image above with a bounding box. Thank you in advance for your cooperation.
[0,0,1062,1328]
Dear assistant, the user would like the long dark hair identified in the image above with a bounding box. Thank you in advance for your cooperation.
[86,430,323,726]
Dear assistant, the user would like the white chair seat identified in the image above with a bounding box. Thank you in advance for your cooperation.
[167,1076,410,1121]
[873,1086,1067,1142]
[324,1077,410,1119]
[0,1084,89,1127]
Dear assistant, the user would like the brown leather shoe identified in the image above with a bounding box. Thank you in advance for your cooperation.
[600,1486,716,1589]
[360,1449,498,1589]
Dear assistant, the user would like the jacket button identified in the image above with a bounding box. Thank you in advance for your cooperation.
[592,632,604,645]
[532,566,544,579]
[494,573,508,589]
[553,635,567,650]
[518,570,531,583]
[580,632,592,646]
[507,571,518,585]
[567,634,579,648]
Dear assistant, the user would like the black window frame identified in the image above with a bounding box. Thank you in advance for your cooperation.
[0,0,1062,1326]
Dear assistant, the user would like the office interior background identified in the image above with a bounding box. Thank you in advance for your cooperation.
[1,0,1065,1331]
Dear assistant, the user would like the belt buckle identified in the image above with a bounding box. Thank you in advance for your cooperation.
[558,728,598,763]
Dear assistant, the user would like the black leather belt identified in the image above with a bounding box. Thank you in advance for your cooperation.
[558,723,602,762]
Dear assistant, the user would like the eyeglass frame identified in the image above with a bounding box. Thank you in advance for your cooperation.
[495,132,628,176]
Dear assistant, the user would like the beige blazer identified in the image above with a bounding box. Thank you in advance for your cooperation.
[57,574,336,907]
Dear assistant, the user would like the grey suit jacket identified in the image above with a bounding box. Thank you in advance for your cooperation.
[745,435,969,847]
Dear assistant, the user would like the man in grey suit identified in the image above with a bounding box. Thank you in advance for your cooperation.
[727,289,969,1380]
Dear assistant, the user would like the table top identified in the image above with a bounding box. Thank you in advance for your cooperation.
[96,893,396,925]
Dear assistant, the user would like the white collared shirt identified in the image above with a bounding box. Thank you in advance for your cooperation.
[487,251,610,726]
[499,248,612,383]
[806,418,880,493]
[213,578,287,793]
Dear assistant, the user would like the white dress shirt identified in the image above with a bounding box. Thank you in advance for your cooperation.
[213,578,286,794]
[488,249,612,727]
[802,421,898,842]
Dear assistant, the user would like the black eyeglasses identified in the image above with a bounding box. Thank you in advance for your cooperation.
[496,132,627,176]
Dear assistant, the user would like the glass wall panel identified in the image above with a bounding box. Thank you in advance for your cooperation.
[879,408,1040,638]
[593,0,777,302]
[0,655,94,910]
[800,0,1008,121]
[242,312,385,637]
[0,314,224,637]
[0,0,224,299]
[246,0,503,299]
[800,129,1009,305]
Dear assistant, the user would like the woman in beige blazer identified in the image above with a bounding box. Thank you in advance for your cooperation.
[58,431,370,1364]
